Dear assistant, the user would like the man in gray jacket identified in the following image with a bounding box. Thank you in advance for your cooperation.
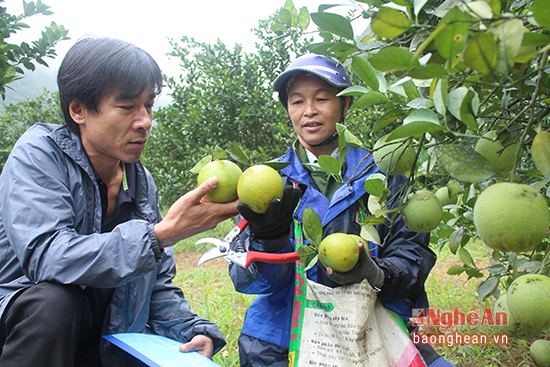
[0,37,238,366]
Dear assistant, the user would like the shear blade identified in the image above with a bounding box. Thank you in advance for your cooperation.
[197,247,226,265]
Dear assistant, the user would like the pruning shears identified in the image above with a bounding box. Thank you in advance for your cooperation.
[196,218,300,269]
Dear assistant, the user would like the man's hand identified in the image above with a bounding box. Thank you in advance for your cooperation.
[321,242,385,288]
[179,335,215,359]
[154,177,239,248]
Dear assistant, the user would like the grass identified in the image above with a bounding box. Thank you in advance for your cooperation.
[171,220,542,367]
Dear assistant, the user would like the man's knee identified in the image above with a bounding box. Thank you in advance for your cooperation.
[5,282,92,333]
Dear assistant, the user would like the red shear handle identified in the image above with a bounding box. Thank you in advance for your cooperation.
[236,218,250,231]
[245,251,300,268]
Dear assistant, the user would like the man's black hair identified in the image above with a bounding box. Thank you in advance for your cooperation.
[57,37,163,134]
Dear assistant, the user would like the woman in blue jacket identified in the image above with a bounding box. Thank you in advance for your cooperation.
[230,54,455,367]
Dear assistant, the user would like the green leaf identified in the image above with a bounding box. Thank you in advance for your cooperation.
[297,6,310,29]
[433,78,448,116]
[271,23,288,33]
[465,268,484,279]
[364,177,385,197]
[360,224,381,245]
[522,31,550,47]
[318,155,342,177]
[190,155,212,173]
[447,265,466,275]
[448,227,463,254]
[336,124,363,149]
[372,107,405,133]
[477,277,499,300]
[350,91,388,108]
[337,85,369,96]
[458,247,474,267]
[361,214,387,225]
[311,12,354,40]
[414,0,429,17]
[406,108,440,125]
[402,79,421,101]
[368,47,420,72]
[489,18,523,74]
[386,108,443,140]
[262,161,291,170]
[531,130,550,179]
[229,142,250,165]
[278,8,293,27]
[447,87,480,130]
[464,1,493,19]
[297,245,317,269]
[434,6,469,60]
[371,7,410,39]
[387,120,445,141]
[464,32,498,75]
[487,264,506,275]
[435,145,494,183]
[533,0,550,32]
[302,207,323,248]
[213,145,227,159]
[351,56,379,91]
[408,64,449,79]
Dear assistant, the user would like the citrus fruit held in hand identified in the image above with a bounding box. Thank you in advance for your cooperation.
[493,293,541,339]
[473,182,549,253]
[507,274,550,329]
[402,190,443,233]
[474,130,518,173]
[318,233,360,273]
[531,339,550,367]
[197,160,242,203]
[373,134,415,175]
[237,165,284,214]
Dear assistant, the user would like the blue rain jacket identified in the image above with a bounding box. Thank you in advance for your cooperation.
[229,144,436,349]
[0,123,225,365]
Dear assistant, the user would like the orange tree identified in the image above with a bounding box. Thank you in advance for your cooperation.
[272,0,550,338]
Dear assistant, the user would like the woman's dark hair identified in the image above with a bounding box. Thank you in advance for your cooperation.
[57,37,163,134]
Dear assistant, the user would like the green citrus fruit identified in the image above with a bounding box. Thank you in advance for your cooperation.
[318,233,360,273]
[373,134,415,175]
[507,274,550,329]
[435,187,458,206]
[237,165,284,214]
[531,340,550,367]
[493,293,541,339]
[402,190,443,233]
[473,182,549,253]
[197,160,242,203]
[474,130,518,173]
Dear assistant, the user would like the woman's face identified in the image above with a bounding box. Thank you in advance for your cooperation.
[287,75,346,157]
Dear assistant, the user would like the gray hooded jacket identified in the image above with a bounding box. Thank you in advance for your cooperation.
[0,123,225,364]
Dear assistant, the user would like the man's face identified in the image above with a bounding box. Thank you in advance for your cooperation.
[73,89,155,169]
[287,75,344,156]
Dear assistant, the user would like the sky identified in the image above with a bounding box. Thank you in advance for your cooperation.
[1,0,366,105]
[3,0,333,77]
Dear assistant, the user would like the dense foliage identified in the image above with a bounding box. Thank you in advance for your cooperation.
[272,0,550,307]
[142,16,313,206]
[0,0,68,98]
[0,89,61,170]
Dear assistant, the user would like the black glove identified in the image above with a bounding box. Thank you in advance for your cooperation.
[320,246,385,289]
[237,184,301,240]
